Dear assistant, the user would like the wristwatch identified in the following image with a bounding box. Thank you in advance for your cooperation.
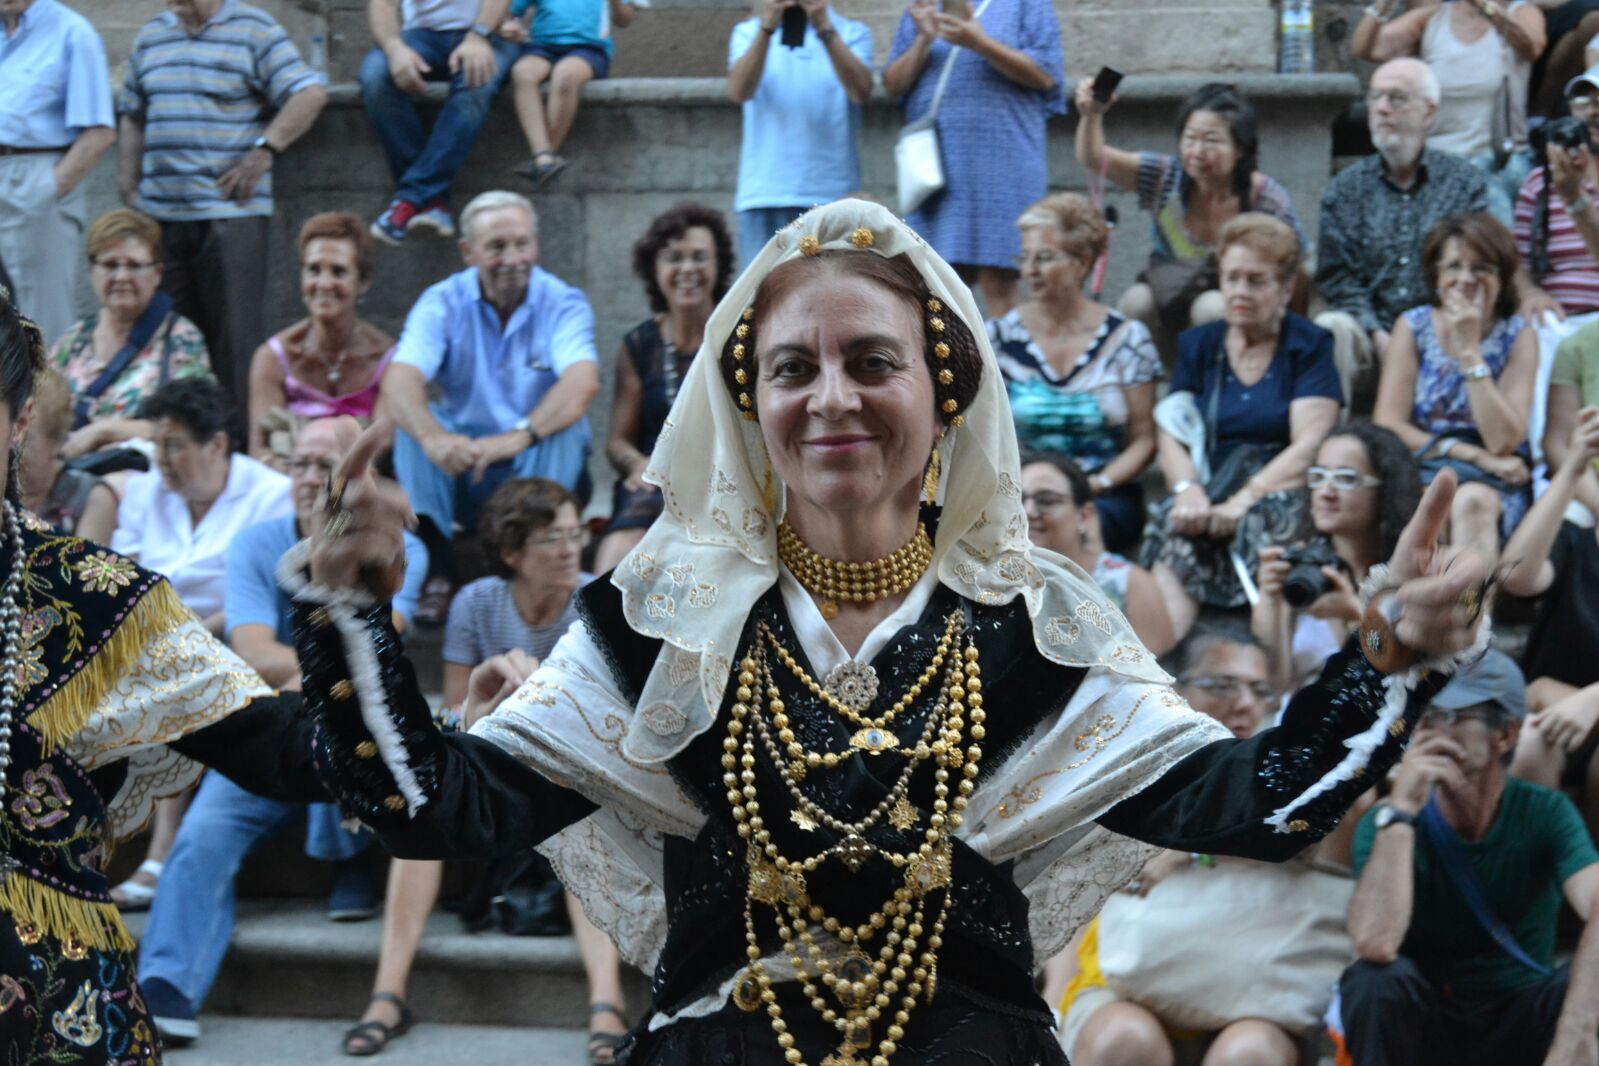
[1171,478,1198,495]
[1374,805,1419,832]
[513,417,541,449]
[1463,363,1493,382]
[469,21,493,37]
[251,135,278,156]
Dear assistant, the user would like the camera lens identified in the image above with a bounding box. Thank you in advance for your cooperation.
[1282,564,1331,608]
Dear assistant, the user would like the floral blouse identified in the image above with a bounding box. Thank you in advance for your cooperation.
[49,311,213,423]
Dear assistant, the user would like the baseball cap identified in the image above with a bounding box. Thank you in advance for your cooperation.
[1566,65,1599,97]
[1430,649,1526,723]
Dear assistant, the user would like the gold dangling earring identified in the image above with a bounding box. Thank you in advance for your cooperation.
[763,462,778,517]
[923,444,941,506]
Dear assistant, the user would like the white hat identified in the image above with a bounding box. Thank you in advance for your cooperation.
[1565,65,1599,97]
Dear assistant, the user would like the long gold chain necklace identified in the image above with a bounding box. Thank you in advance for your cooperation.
[723,624,987,1066]
[778,521,933,620]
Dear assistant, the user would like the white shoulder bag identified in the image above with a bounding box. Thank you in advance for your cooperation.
[894,0,995,217]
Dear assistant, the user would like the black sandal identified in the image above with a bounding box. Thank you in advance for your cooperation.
[587,1002,627,1066]
[342,992,413,1057]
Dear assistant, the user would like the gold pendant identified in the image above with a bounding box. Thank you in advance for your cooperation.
[888,797,918,831]
[823,660,880,714]
[791,808,818,832]
[850,727,899,754]
[836,832,874,872]
[733,971,763,1012]
[822,1013,872,1065]
[820,599,839,620]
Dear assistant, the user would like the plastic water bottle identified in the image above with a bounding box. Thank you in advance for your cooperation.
[308,33,328,74]
[1279,0,1315,74]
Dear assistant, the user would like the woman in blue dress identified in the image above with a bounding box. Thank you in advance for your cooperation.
[884,0,1065,318]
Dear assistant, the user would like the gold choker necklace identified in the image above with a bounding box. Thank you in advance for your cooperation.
[778,521,933,620]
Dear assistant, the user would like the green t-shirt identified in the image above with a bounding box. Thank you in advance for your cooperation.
[1551,319,1599,408]
[1353,778,1599,997]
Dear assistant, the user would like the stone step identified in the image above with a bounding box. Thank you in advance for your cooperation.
[125,899,651,1031]
[160,1015,586,1065]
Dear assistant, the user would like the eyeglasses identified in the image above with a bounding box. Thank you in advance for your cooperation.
[1570,94,1599,110]
[1021,491,1074,513]
[1180,674,1276,704]
[526,527,588,548]
[288,457,338,478]
[1306,466,1381,491]
[1366,89,1417,109]
[91,259,158,276]
[1012,252,1077,270]
[1418,706,1504,730]
[1438,259,1497,278]
[658,250,714,267]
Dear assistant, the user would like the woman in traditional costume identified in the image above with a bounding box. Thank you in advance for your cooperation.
[0,297,326,1064]
[294,201,1492,1066]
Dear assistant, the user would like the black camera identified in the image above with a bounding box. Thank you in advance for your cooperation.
[1534,116,1592,167]
[1281,541,1344,609]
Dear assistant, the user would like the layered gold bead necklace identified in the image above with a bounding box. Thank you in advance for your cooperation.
[777,521,933,621]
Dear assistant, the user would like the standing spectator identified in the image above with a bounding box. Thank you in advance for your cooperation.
[595,203,733,574]
[1332,650,1599,1066]
[1139,214,1342,641]
[1316,58,1490,405]
[1354,0,1546,225]
[726,0,872,268]
[502,0,641,187]
[117,0,327,411]
[0,0,115,343]
[19,369,117,542]
[1546,300,1599,520]
[1075,80,1309,360]
[1514,67,1599,321]
[384,190,600,571]
[246,213,395,468]
[361,0,520,245]
[50,208,213,464]
[136,417,428,1049]
[989,192,1161,553]
[884,0,1063,317]
[1374,212,1537,561]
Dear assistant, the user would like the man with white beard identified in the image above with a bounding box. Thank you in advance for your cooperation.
[1315,57,1489,407]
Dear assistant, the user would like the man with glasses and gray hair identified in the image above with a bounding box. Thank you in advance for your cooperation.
[1316,57,1490,409]
[1332,649,1599,1066]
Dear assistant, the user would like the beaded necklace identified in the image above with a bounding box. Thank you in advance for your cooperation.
[777,522,933,621]
[0,501,35,883]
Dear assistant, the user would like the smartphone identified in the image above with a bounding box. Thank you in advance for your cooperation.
[1091,66,1124,105]
[942,0,971,19]
[780,5,807,47]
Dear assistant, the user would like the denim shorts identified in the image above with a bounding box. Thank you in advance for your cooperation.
[519,41,610,79]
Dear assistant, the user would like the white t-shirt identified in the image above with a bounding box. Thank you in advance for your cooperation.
[401,0,481,32]
[111,453,293,620]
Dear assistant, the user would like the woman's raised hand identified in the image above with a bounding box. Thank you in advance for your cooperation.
[1383,468,1494,659]
[1073,76,1114,117]
[309,415,415,602]
[1437,285,1484,358]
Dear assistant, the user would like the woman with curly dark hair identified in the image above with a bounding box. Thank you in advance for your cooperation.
[1252,422,1423,693]
[594,203,735,571]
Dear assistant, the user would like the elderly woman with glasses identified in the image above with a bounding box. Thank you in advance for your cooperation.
[288,200,1491,1066]
[989,194,1160,554]
[1253,424,1423,694]
[49,209,212,461]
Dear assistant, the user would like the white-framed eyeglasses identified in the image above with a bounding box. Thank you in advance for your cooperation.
[526,527,588,548]
[1306,466,1381,491]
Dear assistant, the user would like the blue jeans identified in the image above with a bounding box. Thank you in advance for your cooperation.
[737,206,810,270]
[359,29,520,206]
[393,402,590,538]
[137,773,367,1009]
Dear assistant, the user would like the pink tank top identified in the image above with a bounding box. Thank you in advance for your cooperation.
[268,336,395,420]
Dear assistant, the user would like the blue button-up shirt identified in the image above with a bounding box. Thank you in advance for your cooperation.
[394,264,598,440]
[0,0,113,148]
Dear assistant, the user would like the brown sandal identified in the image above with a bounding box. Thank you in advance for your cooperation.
[587,1002,627,1065]
[342,992,412,1056]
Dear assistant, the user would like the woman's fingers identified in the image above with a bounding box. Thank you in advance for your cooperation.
[328,415,392,497]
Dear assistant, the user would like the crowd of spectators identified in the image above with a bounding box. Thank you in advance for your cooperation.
[14,0,1599,1061]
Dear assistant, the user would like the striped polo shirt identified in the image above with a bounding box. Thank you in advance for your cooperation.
[118,0,322,221]
[1515,166,1599,317]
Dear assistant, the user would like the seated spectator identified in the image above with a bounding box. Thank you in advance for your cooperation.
[1331,650,1599,1066]
[1355,0,1546,226]
[1513,67,1599,321]
[19,369,118,543]
[502,0,639,187]
[1252,424,1423,694]
[1316,58,1490,404]
[247,213,395,468]
[348,479,629,1062]
[1138,214,1342,640]
[1058,622,1340,1066]
[1530,2,1599,116]
[136,418,428,1048]
[50,208,212,463]
[1074,80,1308,358]
[726,0,873,267]
[385,191,600,574]
[1546,300,1599,519]
[990,193,1160,553]
[1374,213,1537,561]
[1503,406,1599,830]
[884,0,1064,316]
[594,203,732,573]
[1021,451,1172,655]
[361,0,520,244]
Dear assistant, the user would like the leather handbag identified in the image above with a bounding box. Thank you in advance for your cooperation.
[894,0,994,216]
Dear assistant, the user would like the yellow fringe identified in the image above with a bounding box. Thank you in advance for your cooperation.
[0,870,136,953]
[27,579,192,755]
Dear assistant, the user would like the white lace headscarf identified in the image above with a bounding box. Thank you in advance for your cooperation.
[614,199,1169,765]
